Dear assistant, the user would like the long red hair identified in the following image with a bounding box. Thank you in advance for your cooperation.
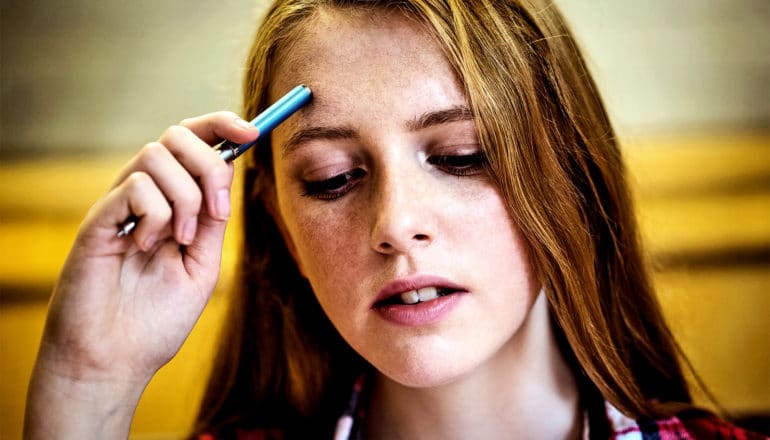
[193,1,692,436]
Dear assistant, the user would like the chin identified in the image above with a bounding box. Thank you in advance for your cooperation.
[379,366,463,389]
[367,342,481,389]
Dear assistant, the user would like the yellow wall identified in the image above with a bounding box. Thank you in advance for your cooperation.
[1,134,768,438]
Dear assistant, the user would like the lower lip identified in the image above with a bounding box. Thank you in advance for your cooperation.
[374,293,465,326]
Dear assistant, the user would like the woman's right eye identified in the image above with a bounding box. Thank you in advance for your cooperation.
[301,168,367,200]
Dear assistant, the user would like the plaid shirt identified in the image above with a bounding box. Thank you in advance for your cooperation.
[330,375,767,440]
[203,374,767,439]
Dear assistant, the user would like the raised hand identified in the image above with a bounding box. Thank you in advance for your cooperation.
[24,112,259,439]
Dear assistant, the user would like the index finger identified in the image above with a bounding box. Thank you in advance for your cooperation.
[178,111,260,146]
[183,84,313,148]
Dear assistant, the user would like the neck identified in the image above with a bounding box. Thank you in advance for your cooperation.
[365,292,582,440]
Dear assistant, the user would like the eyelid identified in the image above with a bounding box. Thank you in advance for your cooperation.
[430,143,480,154]
[301,167,367,200]
[287,147,364,182]
[301,163,357,183]
[427,151,488,176]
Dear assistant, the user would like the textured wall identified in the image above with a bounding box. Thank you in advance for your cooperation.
[2,0,769,155]
[558,0,770,133]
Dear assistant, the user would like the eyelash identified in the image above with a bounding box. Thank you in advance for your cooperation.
[428,152,488,176]
[301,152,488,200]
[301,168,367,200]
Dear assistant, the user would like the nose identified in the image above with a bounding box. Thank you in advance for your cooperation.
[369,168,436,255]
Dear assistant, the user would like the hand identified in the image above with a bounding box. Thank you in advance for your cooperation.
[24,112,259,439]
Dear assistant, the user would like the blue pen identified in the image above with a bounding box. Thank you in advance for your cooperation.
[215,84,312,161]
[116,84,312,237]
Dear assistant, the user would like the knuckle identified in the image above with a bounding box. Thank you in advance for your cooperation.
[161,124,190,143]
[137,141,168,164]
[215,110,238,121]
[176,188,203,210]
[178,116,195,127]
[179,111,236,130]
[207,161,232,182]
[158,202,173,219]
[145,200,172,223]
[124,170,152,189]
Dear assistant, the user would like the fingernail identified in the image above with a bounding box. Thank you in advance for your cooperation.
[216,189,231,219]
[182,217,197,244]
[143,233,158,250]
[234,117,256,131]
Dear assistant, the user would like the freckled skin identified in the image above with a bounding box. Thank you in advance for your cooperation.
[269,10,540,388]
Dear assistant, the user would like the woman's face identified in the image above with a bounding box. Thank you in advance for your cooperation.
[268,10,540,387]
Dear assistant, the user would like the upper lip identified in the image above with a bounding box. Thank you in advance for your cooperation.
[373,274,467,307]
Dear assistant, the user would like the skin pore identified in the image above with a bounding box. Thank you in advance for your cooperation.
[265,8,582,440]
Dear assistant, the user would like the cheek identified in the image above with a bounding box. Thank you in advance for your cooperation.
[462,189,537,286]
[279,195,368,304]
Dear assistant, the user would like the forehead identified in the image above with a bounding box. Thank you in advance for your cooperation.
[267,7,463,116]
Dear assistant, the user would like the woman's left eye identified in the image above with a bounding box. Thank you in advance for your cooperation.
[428,152,488,176]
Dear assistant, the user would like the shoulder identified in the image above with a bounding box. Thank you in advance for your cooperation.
[637,409,768,440]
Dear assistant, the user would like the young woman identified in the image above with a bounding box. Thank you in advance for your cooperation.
[24,1,765,439]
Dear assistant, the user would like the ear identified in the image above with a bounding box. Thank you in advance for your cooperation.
[262,187,307,278]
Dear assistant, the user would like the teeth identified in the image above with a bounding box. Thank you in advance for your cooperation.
[400,290,420,305]
[399,287,441,305]
[418,286,438,302]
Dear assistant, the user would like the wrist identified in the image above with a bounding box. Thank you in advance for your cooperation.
[24,352,150,439]
[34,328,159,382]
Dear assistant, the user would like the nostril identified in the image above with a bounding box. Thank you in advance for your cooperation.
[413,234,429,241]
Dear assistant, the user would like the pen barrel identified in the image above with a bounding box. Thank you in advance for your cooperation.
[252,84,312,135]
[116,84,311,238]
[214,84,311,161]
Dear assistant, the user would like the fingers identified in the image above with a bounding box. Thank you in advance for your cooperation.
[179,111,259,146]
[157,125,233,221]
[83,171,173,252]
[107,112,257,247]
[129,141,210,242]
[117,172,173,251]
[180,205,229,286]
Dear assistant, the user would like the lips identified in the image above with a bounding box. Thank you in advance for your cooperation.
[372,275,467,308]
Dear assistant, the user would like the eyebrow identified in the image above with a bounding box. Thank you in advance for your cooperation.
[282,126,358,158]
[281,105,474,157]
[406,105,474,131]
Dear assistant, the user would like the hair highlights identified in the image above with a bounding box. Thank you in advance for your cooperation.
[193,1,691,436]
